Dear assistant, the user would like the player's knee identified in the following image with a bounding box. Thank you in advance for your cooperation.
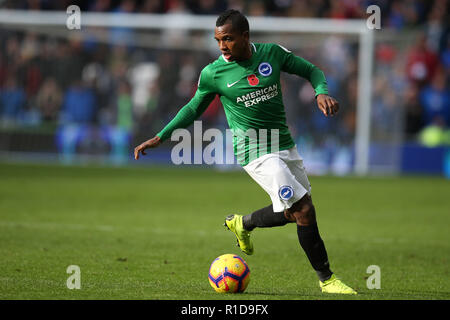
[294,203,316,226]
[284,210,296,222]
[286,195,316,226]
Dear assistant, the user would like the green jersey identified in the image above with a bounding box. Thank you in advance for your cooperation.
[157,42,328,166]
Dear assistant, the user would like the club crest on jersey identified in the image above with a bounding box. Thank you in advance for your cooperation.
[279,185,294,201]
[258,62,272,77]
[247,74,259,86]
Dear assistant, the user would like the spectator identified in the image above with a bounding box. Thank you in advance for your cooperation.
[107,79,134,164]
[387,0,407,30]
[441,38,450,70]
[140,0,164,13]
[189,0,226,15]
[0,76,26,124]
[60,80,97,124]
[404,83,425,137]
[419,69,450,127]
[288,0,314,18]
[0,52,8,87]
[405,32,439,87]
[36,77,62,122]
[247,0,266,16]
[110,0,136,47]
[424,0,447,54]
[116,80,133,130]
[0,0,449,160]
[89,0,112,12]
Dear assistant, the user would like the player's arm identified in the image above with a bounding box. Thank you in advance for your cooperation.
[134,67,216,160]
[277,44,339,117]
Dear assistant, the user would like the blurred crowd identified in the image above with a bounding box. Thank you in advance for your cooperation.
[0,0,449,160]
[2,0,449,25]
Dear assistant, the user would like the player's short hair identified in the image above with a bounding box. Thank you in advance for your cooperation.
[216,9,249,34]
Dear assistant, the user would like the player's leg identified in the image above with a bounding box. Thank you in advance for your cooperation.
[224,203,293,255]
[284,194,333,282]
[225,151,304,255]
[224,203,293,254]
[242,204,293,231]
[286,196,356,294]
[239,148,311,231]
[284,149,357,294]
[282,149,333,281]
[286,196,357,294]
[239,148,306,232]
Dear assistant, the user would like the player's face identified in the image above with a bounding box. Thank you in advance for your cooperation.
[214,23,250,62]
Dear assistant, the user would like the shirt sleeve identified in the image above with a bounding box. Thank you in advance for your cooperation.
[156,66,217,142]
[275,44,329,97]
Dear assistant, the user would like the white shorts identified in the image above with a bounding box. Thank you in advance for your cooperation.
[243,146,311,212]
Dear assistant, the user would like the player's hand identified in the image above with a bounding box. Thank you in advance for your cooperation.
[316,94,339,117]
[134,136,161,160]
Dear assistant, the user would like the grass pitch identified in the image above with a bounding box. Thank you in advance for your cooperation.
[0,162,449,300]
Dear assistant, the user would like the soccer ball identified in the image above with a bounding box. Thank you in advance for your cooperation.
[208,254,250,293]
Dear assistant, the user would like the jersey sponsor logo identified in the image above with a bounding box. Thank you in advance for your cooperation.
[258,62,272,77]
[247,74,259,86]
[278,185,294,201]
[227,79,240,87]
[236,84,278,107]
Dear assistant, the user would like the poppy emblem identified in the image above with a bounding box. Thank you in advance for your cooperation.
[247,74,259,86]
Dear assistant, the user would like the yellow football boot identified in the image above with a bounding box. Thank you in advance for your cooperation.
[224,214,254,255]
[320,274,358,295]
